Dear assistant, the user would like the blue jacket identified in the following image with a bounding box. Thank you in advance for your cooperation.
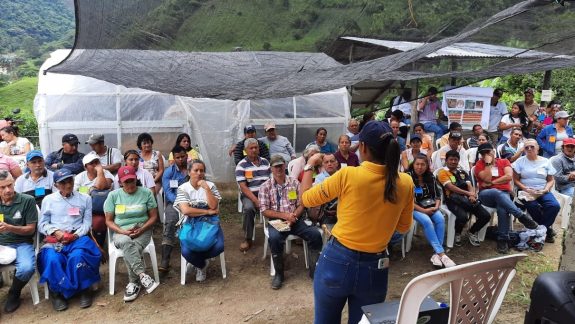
[537,124,574,157]
[162,164,188,203]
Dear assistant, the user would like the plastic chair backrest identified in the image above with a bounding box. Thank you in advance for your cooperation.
[436,138,443,150]
[496,144,505,158]
[287,158,297,176]
[466,138,472,149]
[396,253,526,324]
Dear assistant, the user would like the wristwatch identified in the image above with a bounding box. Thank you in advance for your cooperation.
[303,164,314,172]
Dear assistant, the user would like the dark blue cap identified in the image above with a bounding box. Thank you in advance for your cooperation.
[358,121,392,147]
[53,168,74,183]
[410,134,422,142]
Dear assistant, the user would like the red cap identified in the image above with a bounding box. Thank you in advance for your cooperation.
[118,165,137,183]
[563,138,575,146]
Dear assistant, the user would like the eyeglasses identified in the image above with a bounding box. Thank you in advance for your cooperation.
[524,146,536,150]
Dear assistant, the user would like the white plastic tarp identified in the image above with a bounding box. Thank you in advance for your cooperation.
[34,50,351,183]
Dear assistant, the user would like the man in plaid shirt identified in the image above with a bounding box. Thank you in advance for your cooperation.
[258,155,323,290]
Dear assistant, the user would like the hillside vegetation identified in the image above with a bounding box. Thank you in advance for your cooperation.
[0,77,39,139]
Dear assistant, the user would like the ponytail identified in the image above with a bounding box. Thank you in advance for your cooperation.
[367,133,400,203]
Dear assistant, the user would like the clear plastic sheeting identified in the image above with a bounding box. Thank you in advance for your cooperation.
[34,50,350,183]
[46,0,575,100]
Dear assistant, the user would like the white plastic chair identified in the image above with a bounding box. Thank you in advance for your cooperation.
[156,188,165,224]
[1,230,41,306]
[436,138,443,150]
[180,253,227,285]
[262,218,310,276]
[496,143,505,159]
[107,228,160,295]
[551,189,572,229]
[466,137,472,149]
[360,253,526,324]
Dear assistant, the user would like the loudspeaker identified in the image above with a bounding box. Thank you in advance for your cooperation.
[524,271,575,324]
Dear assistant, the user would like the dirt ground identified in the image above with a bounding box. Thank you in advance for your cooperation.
[0,197,563,324]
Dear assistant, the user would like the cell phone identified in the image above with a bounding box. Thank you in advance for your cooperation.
[378,257,389,269]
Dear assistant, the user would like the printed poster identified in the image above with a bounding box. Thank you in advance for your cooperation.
[441,87,492,130]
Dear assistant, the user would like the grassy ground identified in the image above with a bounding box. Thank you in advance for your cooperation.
[0,77,38,115]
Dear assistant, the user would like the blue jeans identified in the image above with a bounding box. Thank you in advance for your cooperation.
[5,242,35,282]
[478,189,523,241]
[413,211,445,254]
[524,192,560,229]
[314,238,388,324]
[423,122,448,140]
[267,218,322,255]
[560,187,575,196]
[181,227,225,269]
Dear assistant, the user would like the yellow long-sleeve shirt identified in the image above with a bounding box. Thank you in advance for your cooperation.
[302,161,414,253]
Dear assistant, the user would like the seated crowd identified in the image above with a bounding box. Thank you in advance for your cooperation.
[0,86,571,318]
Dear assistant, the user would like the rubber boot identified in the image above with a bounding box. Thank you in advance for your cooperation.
[4,277,27,313]
[271,254,284,290]
[159,244,173,273]
[308,249,321,279]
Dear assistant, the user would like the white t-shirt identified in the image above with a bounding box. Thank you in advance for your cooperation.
[500,114,522,139]
[92,146,123,167]
[431,146,469,172]
[173,181,222,211]
[74,169,114,191]
[512,156,556,190]
[555,130,569,154]
[113,167,155,190]
[0,137,31,155]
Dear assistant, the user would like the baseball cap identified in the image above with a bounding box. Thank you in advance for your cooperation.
[118,165,137,183]
[448,132,462,139]
[264,122,276,131]
[524,88,535,95]
[243,125,256,134]
[62,133,79,145]
[478,143,494,153]
[53,168,74,183]
[563,138,575,146]
[86,134,105,145]
[358,121,393,147]
[26,150,43,162]
[82,152,100,166]
[270,155,286,167]
[555,111,570,119]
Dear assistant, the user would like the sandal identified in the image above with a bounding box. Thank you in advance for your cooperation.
[239,239,252,252]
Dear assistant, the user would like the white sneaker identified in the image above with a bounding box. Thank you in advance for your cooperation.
[123,282,140,302]
[196,260,209,282]
[430,254,442,268]
[440,254,457,268]
[468,232,481,247]
[139,273,159,294]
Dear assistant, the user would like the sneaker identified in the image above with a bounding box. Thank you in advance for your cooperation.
[440,254,456,268]
[518,213,538,230]
[430,254,443,268]
[497,240,509,254]
[454,234,462,247]
[468,232,481,247]
[196,260,209,282]
[545,235,556,243]
[139,273,159,294]
[239,239,252,252]
[123,282,140,302]
[186,263,195,274]
[547,227,557,238]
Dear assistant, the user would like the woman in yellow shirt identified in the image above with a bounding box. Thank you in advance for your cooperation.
[301,121,414,324]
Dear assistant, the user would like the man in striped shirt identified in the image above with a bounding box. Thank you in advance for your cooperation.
[235,138,271,252]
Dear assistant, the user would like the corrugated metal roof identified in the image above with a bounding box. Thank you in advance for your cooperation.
[341,36,554,59]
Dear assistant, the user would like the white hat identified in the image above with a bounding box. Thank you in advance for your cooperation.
[82,152,100,166]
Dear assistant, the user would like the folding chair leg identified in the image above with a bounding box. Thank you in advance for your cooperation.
[109,258,116,295]
[29,276,40,305]
[219,253,227,279]
[181,255,187,285]
[446,212,456,248]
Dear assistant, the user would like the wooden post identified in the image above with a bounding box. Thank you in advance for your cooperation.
[541,70,552,106]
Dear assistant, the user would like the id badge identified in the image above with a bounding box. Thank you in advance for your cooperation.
[35,187,46,197]
[0,213,4,222]
[245,170,254,179]
[449,175,456,183]
[115,205,126,214]
[491,167,499,177]
[414,187,423,194]
[537,168,547,176]
[287,190,297,200]
[378,257,389,269]
[78,186,89,194]
[68,207,80,216]
[340,163,348,168]
[169,179,179,188]
[549,135,556,143]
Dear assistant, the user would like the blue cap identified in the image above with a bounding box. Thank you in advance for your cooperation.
[53,168,74,183]
[410,134,422,142]
[26,150,44,162]
[358,121,392,147]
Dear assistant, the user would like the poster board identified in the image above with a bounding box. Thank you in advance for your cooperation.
[442,87,492,130]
